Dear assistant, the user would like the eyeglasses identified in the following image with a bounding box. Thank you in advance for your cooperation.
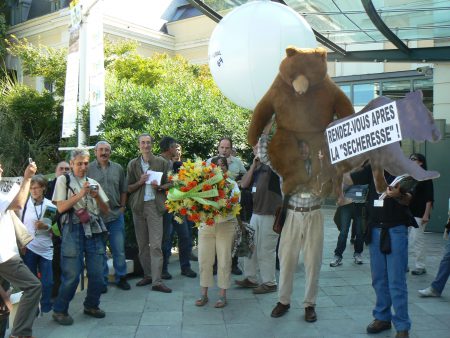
[410,157,418,161]
[59,167,71,171]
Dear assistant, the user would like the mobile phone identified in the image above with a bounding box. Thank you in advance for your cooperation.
[28,157,33,164]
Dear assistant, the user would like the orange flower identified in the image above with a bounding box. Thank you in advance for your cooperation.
[190,213,200,222]
[218,189,225,198]
[188,181,198,188]
[191,205,198,211]
[180,208,187,215]
[202,184,212,191]
[230,196,239,203]
[203,205,210,210]
[206,218,215,226]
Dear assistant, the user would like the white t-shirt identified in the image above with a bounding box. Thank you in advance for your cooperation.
[20,197,54,260]
[0,184,20,263]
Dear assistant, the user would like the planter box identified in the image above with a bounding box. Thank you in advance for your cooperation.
[106,259,134,282]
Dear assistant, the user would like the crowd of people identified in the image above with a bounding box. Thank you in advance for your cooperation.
[0,131,449,338]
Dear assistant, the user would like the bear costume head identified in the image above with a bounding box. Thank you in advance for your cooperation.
[279,47,328,96]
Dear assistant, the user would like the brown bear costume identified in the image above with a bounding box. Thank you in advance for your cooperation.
[247,46,354,194]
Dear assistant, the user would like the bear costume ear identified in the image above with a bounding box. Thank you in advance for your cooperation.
[315,47,327,60]
[286,46,298,57]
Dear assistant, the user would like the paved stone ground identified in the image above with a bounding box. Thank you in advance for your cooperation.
[17,207,450,337]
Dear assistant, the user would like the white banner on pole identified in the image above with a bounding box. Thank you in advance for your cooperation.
[326,102,402,164]
[88,0,105,136]
[62,3,82,138]
[62,26,80,138]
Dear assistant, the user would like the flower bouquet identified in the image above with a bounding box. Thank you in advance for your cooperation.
[165,159,241,227]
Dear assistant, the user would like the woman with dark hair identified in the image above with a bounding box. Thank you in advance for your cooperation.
[408,153,434,275]
[20,174,55,313]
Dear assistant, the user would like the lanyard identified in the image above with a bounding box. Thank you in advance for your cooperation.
[33,200,43,220]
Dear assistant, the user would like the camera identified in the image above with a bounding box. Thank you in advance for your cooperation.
[89,184,98,191]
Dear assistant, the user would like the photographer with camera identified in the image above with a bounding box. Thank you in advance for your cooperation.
[0,161,41,338]
[51,149,109,326]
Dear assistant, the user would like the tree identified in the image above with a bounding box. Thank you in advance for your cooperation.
[3,37,252,171]
[0,79,62,176]
[7,36,67,97]
[101,53,251,168]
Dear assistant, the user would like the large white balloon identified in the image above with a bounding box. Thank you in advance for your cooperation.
[208,1,318,110]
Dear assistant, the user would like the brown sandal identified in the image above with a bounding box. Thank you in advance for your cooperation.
[214,296,227,308]
[195,295,208,306]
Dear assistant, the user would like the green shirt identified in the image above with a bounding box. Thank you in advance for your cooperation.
[87,160,127,222]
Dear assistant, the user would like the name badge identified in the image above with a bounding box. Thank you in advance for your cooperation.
[374,199,384,207]
[300,193,311,199]
[252,186,257,193]
[356,192,362,196]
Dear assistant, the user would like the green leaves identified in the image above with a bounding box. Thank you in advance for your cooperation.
[2,36,253,174]
[101,54,251,168]
[6,36,67,97]
[0,82,62,175]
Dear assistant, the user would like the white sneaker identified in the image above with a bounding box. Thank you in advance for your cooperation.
[418,286,440,297]
[330,256,342,267]
[353,254,363,265]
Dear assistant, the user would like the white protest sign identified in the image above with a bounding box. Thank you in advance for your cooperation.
[326,102,402,164]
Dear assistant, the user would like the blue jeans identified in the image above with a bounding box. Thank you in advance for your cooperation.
[53,223,105,313]
[369,225,410,332]
[431,239,450,294]
[334,204,364,257]
[22,249,53,313]
[162,212,192,272]
[103,214,127,284]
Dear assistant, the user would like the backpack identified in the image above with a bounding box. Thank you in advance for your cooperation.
[55,173,75,232]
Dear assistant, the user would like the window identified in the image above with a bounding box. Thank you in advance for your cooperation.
[353,83,379,107]
[381,80,411,100]
[413,78,433,111]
